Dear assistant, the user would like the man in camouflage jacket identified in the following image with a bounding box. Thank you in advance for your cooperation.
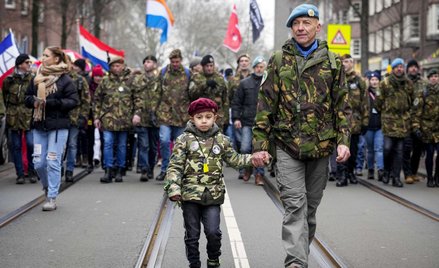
[94,57,139,182]
[2,54,36,184]
[252,4,351,268]
[189,55,228,126]
[375,58,414,187]
[132,55,161,181]
[335,54,368,187]
[155,49,191,181]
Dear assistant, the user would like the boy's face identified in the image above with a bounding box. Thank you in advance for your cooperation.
[191,111,217,132]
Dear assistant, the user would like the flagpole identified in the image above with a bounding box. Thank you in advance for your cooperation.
[76,19,80,53]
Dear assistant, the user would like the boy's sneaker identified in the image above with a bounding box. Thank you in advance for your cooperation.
[42,198,57,211]
[207,259,220,268]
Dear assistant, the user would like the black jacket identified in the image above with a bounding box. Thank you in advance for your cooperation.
[25,73,79,131]
[231,73,262,127]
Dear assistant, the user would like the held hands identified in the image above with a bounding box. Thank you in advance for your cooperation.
[251,151,272,167]
[234,120,242,129]
[132,114,141,126]
[336,144,350,163]
[170,195,181,202]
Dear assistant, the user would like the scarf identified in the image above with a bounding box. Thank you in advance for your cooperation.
[33,63,69,121]
[294,40,318,59]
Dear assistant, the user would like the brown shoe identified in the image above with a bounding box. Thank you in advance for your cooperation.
[242,170,251,182]
[255,174,265,186]
[412,175,421,182]
[405,175,414,184]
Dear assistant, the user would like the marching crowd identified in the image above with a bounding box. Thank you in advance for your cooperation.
[1,3,438,268]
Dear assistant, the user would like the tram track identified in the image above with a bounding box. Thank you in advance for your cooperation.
[0,169,90,228]
[358,178,439,222]
[262,175,348,268]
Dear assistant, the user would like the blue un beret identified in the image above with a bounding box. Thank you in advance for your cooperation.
[391,58,404,69]
[252,56,265,68]
[286,4,319,28]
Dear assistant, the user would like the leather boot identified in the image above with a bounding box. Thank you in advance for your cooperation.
[427,176,435,187]
[115,168,123,182]
[328,172,336,181]
[140,169,149,182]
[242,168,252,182]
[392,176,403,187]
[367,169,374,180]
[100,168,112,183]
[348,172,358,184]
[336,173,348,187]
[254,173,265,186]
[377,169,384,182]
[382,170,390,184]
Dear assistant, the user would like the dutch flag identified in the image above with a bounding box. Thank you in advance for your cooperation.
[146,0,175,44]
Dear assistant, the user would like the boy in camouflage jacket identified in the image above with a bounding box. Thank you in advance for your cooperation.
[164,98,270,268]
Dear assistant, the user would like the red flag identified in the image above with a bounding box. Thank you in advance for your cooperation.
[223,5,242,53]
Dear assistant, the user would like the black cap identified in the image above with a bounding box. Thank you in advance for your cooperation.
[15,54,30,67]
[427,68,438,78]
[73,59,86,71]
[201,55,214,66]
[406,59,419,71]
[224,68,233,77]
[143,55,157,64]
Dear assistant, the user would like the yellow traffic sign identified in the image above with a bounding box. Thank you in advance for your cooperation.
[327,24,351,55]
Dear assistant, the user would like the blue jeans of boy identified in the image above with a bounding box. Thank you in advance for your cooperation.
[235,126,264,175]
[66,127,79,172]
[103,130,127,169]
[182,202,222,268]
[10,129,34,177]
[136,126,159,172]
[159,125,184,172]
[364,129,384,170]
[33,129,69,199]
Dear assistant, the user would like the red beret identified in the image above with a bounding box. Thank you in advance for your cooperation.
[188,98,218,116]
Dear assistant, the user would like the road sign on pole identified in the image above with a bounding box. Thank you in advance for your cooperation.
[327,24,351,56]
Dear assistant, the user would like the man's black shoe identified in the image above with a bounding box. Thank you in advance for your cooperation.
[155,172,166,181]
[65,170,74,182]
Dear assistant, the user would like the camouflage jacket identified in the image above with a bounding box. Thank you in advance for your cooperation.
[345,71,368,134]
[164,121,252,205]
[68,72,91,127]
[132,69,161,127]
[2,71,33,130]
[189,71,228,126]
[375,73,414,138]
[156,65,191,127]
[412,83,439,143]
[94,68,138,131]
[253,39,351,160]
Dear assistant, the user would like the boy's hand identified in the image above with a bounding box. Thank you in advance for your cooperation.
[170,195,182,202]
[251,151,272,167]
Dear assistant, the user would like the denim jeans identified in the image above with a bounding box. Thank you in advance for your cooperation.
[425,143,439,178]
[159,125,184,172]
[10,130,34,177]
[224,124,237,150]
[136,126,159,171]
[364,129,384,170]
[356,135,366,170]
[383,136,404,179]
[235,126,264,175]
[33,129,69,199]
[103,130,127,169]
[66,127,79,172]
[182,202,222,268]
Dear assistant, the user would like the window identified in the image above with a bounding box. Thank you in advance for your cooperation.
[392,23,400,49]
[427,4,439,36]
[20,36,28,53]
[369,0,375,16]
[340,10,348,24]
[384,0,392,8]
[351,39,361,58]
[369,32,376,53]
[38,2,44,23]
[351,2,361,21]
[20,0,28,15]
[5,0,16,9]
[376,30,383,53]
[384,26,391,51]
[403,15,420,41]
[376,0,383,13]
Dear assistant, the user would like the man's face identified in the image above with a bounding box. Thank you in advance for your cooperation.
[203,63,215,75]
[238,57,250,71]
[407,65,419,76]
[369,77,380,88]
[342,58,354,73]
[17,60,32,72]
[392,64,405,77]
[429,74,438,85]
[253,63,266,76]
[291,17,321,47]
[192,64,203,73]
[143,59,156,72]
[170,57,181,71]
[72,64,81,73]
[110,62,124,75]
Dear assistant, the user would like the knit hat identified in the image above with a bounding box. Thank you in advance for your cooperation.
[15,54,30,67]
[286,4,319,28]
[427,68,438,78]
[406,59,419,71]
[189,57,202,69]
[391,58,404,69]
[92,65,105,77]
[188,98,218,116]
[224,68,233,77]
[252,56,265,68]
[108,56,124,66]
[73,59,86,71]
[201,55,214,66]
[169,49,182,59]
[368,70,381,81]
[143,55,157,64]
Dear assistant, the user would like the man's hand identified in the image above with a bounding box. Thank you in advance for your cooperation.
[132,114,141,126]
[170,195,181,202]
[234,120,242,129]
[94,119,101,129]
[251,151,272,167]
[336,144,350,163]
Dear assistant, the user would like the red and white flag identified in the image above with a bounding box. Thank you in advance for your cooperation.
[223,4,242,53]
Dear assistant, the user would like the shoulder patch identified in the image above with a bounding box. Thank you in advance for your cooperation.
[413,97,419,106]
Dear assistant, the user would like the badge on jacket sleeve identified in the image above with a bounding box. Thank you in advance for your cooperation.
[190,141,199,151]
[118,86,124,92]
[212,145,221,155]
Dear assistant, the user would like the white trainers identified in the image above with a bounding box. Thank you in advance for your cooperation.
[42,198,57,211]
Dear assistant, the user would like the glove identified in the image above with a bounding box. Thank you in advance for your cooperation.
[149,111,158,127]
[206,80,217,88]
[413,129,422,139]
[45,98,61,108]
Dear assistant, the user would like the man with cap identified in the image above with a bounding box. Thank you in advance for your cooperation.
[131,55,161,181]
[94,56,140,183]
[253,4,351,268]
[412,68,439,187]
[402,59,426,184]
[363,71,385,181]
[375,58,414,187]
[2,54,36,184]
[189,57,202,74]
[189,55,228,126]
[155,49,191,181]
[232,56,267,185]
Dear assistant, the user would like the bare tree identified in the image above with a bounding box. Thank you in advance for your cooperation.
[31,0,40,56]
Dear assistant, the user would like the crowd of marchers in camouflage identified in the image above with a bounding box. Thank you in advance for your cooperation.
[1,48,438,188]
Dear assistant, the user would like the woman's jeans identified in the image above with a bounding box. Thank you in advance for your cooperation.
[364,129,384,170]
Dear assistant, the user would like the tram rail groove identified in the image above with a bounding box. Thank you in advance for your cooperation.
[135,193,175,268]
[262,175,348,268]
[358,178,439,222]
[0,169,89,228]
